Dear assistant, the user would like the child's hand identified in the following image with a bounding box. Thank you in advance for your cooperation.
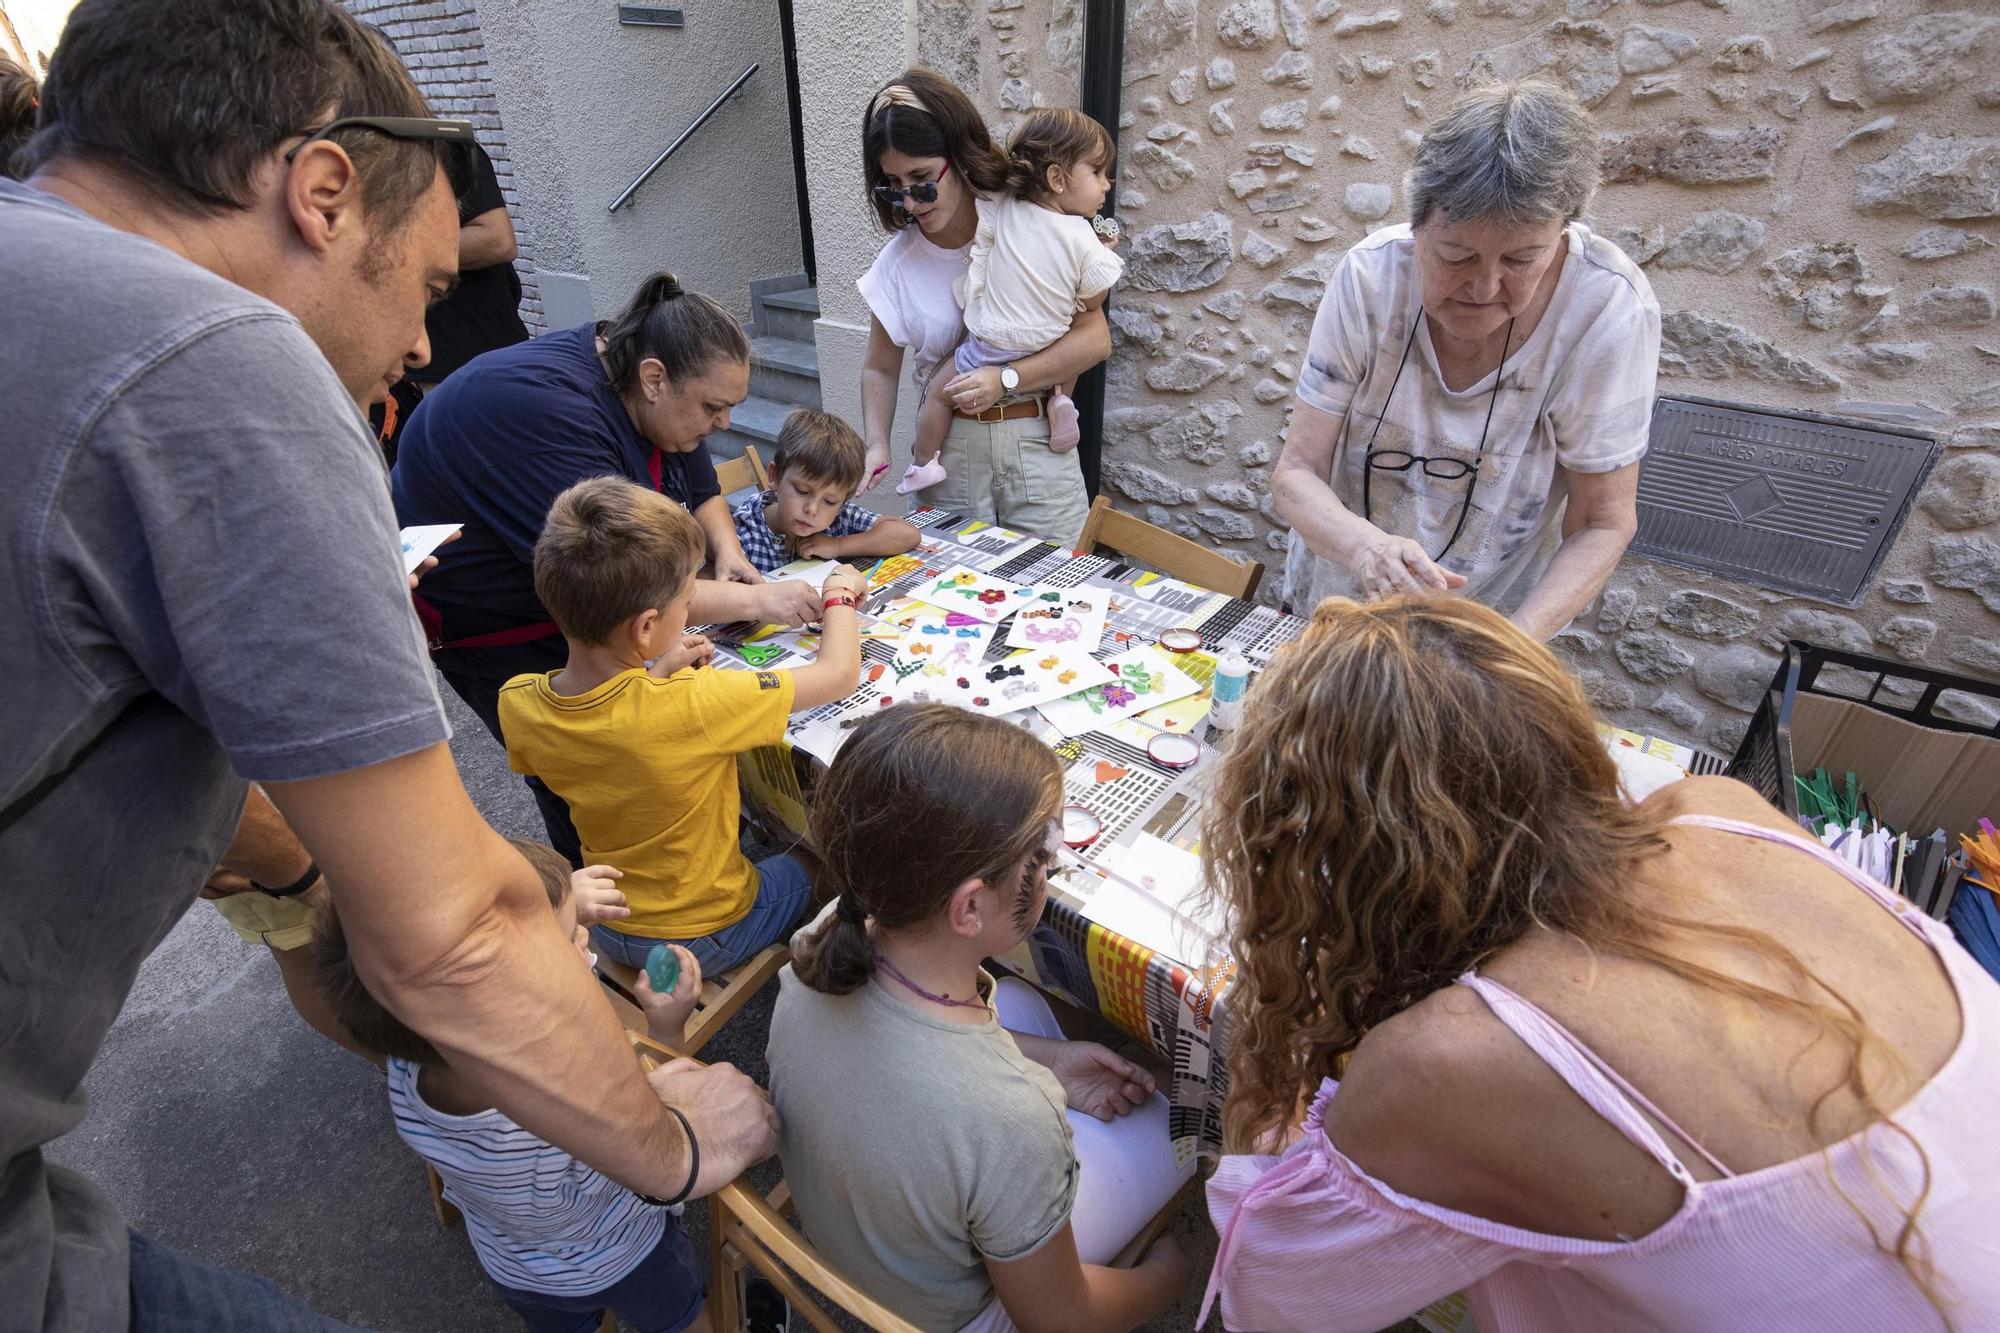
[821,565,868,601]
[570,865,630,926]
[796,532,843,560]
[632,945,703,1046]
[649,633,715,676]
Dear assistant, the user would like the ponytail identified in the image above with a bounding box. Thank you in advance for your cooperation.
[791,704,1062,996]
[790,892,876,996]
[598,270,748,395]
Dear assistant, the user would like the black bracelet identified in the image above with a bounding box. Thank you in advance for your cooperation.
[636,1105,699,1208]
[252,861,322,899]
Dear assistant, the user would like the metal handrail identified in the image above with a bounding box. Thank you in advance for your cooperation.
[607,62,759,212]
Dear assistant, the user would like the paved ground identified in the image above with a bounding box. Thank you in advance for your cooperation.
[46,682,1229,1331]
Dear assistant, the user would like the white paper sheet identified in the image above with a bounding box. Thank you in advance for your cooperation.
[1004,585,1111,652]
[1075,833,1227,964]
[1037,645,1203,739]
[906,565,1040,624]
[399,523,461,574]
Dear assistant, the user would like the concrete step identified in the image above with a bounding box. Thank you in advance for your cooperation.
[747,334,822,409]
[756,286,819,342]
[762,288,819,314]
[757,286,818,341]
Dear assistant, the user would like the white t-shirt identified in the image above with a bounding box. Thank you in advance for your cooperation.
[857,225,972,390]
[960,195,1124,353]
[1284,221,1659,615]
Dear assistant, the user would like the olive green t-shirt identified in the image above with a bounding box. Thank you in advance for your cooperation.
[767,960,1078,1330]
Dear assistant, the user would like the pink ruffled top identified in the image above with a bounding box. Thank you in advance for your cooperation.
[1203,815,2000,1333]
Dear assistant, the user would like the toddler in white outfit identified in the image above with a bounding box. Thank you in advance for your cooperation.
[899,108,1125,494]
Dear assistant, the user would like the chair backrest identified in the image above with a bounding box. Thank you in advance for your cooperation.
[596,943,789,1057]
[1075,495,1265,600]
[710,1181,924,1333]
[714,447,771,497]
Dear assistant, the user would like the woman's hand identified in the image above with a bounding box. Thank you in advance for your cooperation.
[941,365,1006,415]
[710,545,765,587]
[859,441,892,493]
[753,579,824,627]
[570,865,630,926]
[1353,534,1470,599]
[1045,1041,1156,1122]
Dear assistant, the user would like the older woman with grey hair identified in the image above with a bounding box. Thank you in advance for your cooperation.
[1273,78,1657,639]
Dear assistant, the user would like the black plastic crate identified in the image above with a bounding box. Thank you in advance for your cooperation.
[1727,640,2000,819]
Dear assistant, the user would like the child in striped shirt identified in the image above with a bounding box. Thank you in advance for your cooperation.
[313,839,709,1332]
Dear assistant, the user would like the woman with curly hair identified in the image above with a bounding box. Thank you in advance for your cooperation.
[1200,597,2000,1332]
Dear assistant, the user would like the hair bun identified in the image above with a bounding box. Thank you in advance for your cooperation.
[640,271,684,305]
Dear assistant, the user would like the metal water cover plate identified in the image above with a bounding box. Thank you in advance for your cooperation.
[1631,395,1939,608]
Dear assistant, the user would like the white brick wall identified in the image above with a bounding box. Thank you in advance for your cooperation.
[344,0,545,331]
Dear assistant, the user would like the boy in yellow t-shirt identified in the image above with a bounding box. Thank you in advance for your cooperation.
[498,476,867,975]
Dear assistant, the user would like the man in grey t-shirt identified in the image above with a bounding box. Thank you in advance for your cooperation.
[0,5,775,1331]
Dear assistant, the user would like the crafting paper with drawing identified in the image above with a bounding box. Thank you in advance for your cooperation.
[1003,586,1111,652]
[910,566,1038,625]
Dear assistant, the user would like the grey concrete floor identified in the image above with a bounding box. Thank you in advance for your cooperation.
[45,681,1238,1332]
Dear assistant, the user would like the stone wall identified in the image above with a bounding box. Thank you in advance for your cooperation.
[957,0,2000,754]
[344,0,546,331]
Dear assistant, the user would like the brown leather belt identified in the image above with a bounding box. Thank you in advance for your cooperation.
[955,396,1044,424]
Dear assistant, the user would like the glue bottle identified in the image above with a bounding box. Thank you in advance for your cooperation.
[1208,650,1250,732]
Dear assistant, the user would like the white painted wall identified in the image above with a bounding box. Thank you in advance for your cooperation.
[789,0,924,508]
[473,0,805,324]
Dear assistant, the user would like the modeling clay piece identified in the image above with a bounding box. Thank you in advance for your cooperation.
[1025,619,1082,644]
[645,943,680,996]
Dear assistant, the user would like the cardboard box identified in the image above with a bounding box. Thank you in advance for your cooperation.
[1787,692,2000,840]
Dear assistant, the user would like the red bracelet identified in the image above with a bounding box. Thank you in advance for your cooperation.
[822,593,857,610]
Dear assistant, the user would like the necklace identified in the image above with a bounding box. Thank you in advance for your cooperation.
[874,953,991,1010]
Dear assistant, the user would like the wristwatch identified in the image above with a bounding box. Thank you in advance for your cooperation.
[999,365,1020,393]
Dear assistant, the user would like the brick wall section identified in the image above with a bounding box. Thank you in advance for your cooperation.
[343,0,545,332]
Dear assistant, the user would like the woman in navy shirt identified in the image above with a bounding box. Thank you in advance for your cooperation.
[395,271,821,859]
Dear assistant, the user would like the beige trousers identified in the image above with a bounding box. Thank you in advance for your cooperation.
[915,403,1090,548]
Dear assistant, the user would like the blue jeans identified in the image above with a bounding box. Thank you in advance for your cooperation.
[129,1231,361,1332]
[591,853,813,976]
[488,1223,704,1333]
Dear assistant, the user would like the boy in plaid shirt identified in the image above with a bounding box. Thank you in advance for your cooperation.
[730,409,920,574]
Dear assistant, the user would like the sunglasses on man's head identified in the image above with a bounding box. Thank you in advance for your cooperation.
[872,162,951,208]
[284,115,480,201]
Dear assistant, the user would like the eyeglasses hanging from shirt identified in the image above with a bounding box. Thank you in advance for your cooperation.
[1346,309,1516,565]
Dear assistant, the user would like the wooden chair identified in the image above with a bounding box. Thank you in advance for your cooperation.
[1075,494,1265,600]
[424,948,789,1229]
[714,446,771,497]
[593,943,790,1056]
[706,1165,1194,1333]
